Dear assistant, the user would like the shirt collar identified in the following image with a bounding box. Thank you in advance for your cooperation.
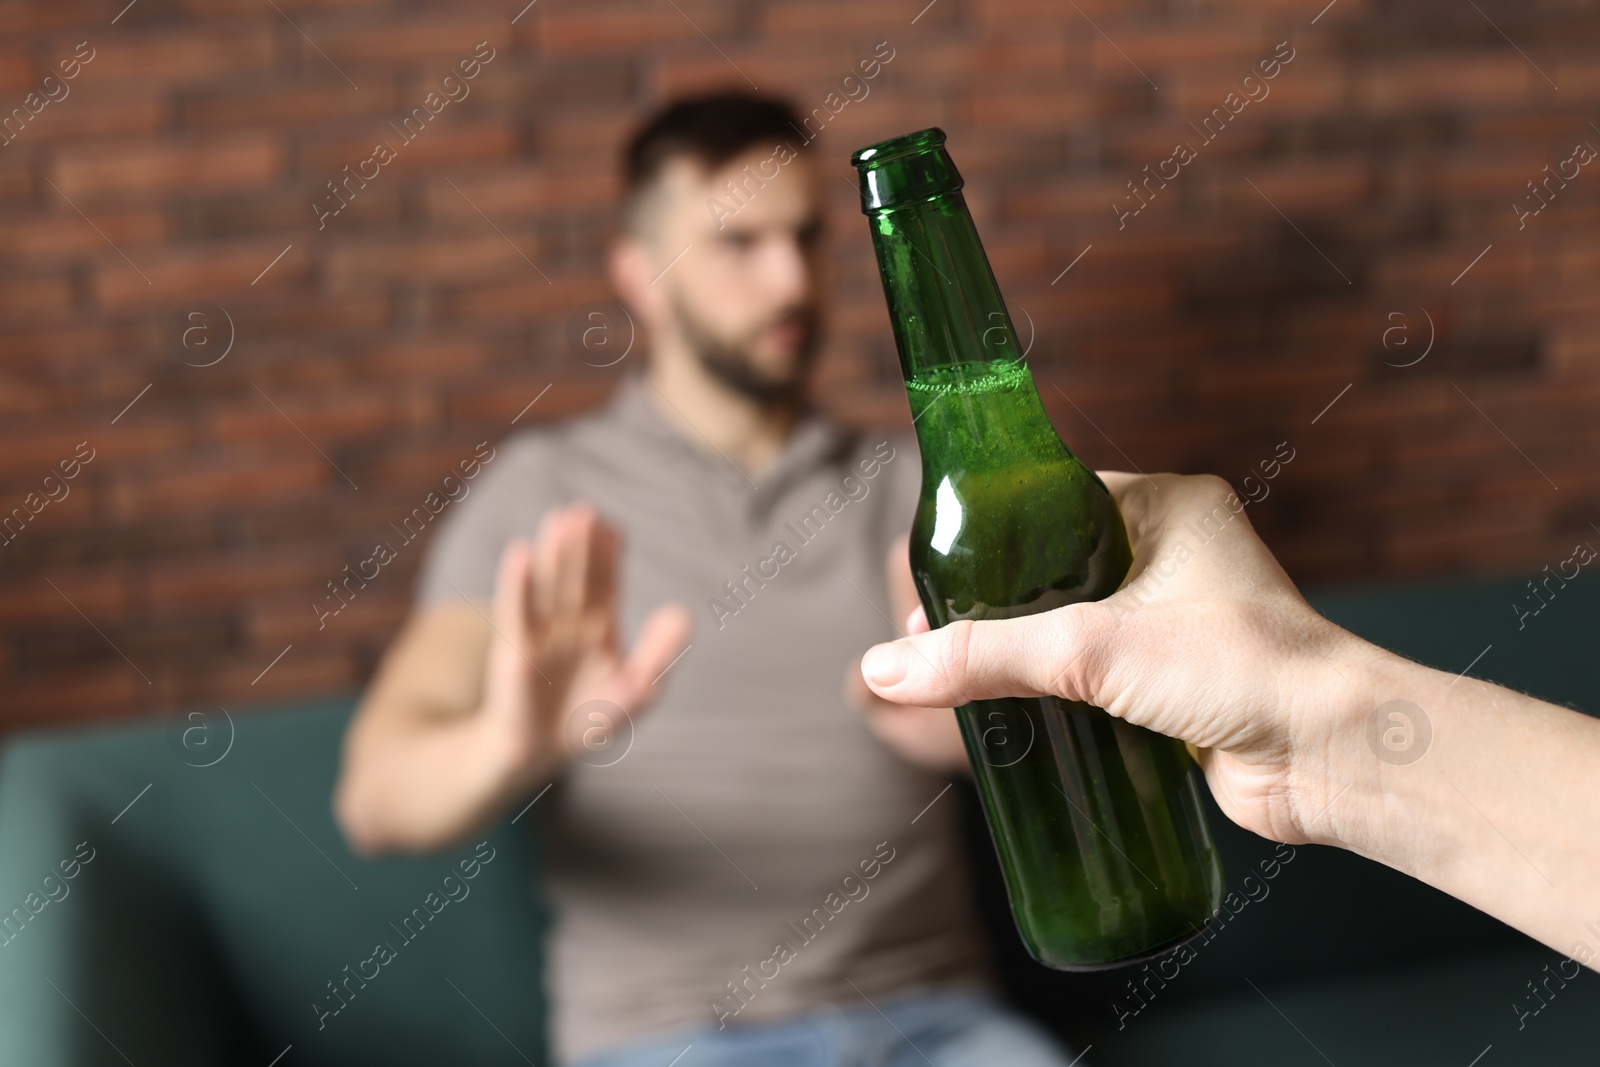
[604,372,851,505]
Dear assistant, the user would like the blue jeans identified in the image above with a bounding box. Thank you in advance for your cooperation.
[570,987,1083,1067]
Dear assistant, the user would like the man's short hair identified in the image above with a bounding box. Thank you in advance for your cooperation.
[619,90,806,238]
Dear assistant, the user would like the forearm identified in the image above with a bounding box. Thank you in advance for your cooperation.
[335,701,546,855]
[1313,639,1600,964]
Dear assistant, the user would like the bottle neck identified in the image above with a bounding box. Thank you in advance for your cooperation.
[854,129,1067,467]
[861,191,1027,383]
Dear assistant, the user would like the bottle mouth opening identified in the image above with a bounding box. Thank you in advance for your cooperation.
[849,127,946,168]
[850,127,963,213]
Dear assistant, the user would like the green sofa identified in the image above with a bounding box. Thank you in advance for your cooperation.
[1,573,1595,1066]
[0,699,548,1066]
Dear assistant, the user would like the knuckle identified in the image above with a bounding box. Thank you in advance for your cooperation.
[1195,472,1236,503]
[936,619,977,691]
[1049,601,1114,703]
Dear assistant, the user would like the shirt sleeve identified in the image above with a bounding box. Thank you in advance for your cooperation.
[410,431,563,609]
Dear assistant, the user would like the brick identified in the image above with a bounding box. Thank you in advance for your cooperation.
[891,36,1072,83]
[0,154,31,202]
[650,52,831,101]
[977,0,1163,24]
[1002,174,1151,220]
[345,438,505,492]
[1549,49,1600,97]
[76,28,277,86]
[174,294,386,343]
[419,160,617,220]
[440,273,619,323]
[204,387,405,448]
[0,5,102,35]
[1423,149,1548,199]
[0,51,33,93]
[154,645,357,709]
[444,376,615,426]
[470,57,635,111]
[289,181,406,236]
[1101,116,1268,168]
[1359,52,1538,114]
[1199,0,1369,15]
[1466,112,1600,149]
[344,336,499,382]
[542,2,744,53]
[0,207,166,263]
[0,86,166,144]
[144,550,331,610]
[1168,58,1346,117]
[1547,315,1600,376]
[182,189,344,241]
[176,0,391,14]
[94,241,312,309]
[762,1,896,38]
[1383,505,1552,577]
[0,421,155,476]
[0,369,77,418]
[185,80,404,130]
[50,134,283,200]
[0,568,131,626]
[327,230,546,289]
[1086,18,1271,76]
[303,14,509,70]
[958,86,1096,127]
[109,451,337,519]
[1033,279,1178,325]
[299,119,518,180]
[1221,158,1371,212]
[1376,239,1536,292]
[249,588,412,648]
[530,105,638,156]
[0,271,76,321]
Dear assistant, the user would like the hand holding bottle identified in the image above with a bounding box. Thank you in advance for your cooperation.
[862,471,1600,963]
[863,472,1360,847]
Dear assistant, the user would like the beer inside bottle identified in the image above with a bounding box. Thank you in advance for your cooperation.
[851,128,1224,969]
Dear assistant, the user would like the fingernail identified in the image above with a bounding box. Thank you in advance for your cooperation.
[862,641,910,686]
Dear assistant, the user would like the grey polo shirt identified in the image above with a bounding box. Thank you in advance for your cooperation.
[413,373,993,1063]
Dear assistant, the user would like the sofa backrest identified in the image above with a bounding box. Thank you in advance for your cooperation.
[0,697,549,1067]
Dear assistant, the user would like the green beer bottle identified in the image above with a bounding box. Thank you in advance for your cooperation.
[851,128,1224,969]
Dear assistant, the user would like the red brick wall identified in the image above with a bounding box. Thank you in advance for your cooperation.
[3,0,1597,732]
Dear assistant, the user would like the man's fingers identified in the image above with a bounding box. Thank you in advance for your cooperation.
[589,522,620,628]
[531,509,563,624]
[905,605,929,635]
[618,603,694,705]
[486,540,540,705]
[552,505,593,624]
[491,539,531,644]
[860,604,1113,708]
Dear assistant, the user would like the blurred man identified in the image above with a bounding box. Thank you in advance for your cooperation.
[334,91,1076,1067]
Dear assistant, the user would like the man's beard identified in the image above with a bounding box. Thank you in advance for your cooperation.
[671,292,819,407]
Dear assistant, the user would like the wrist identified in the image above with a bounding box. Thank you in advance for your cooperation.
[1287,625,1474,886]
[475,703,563,796]
[1280,623,1402,853]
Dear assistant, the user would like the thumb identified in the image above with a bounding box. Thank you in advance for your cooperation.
[860,602,1115,709]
